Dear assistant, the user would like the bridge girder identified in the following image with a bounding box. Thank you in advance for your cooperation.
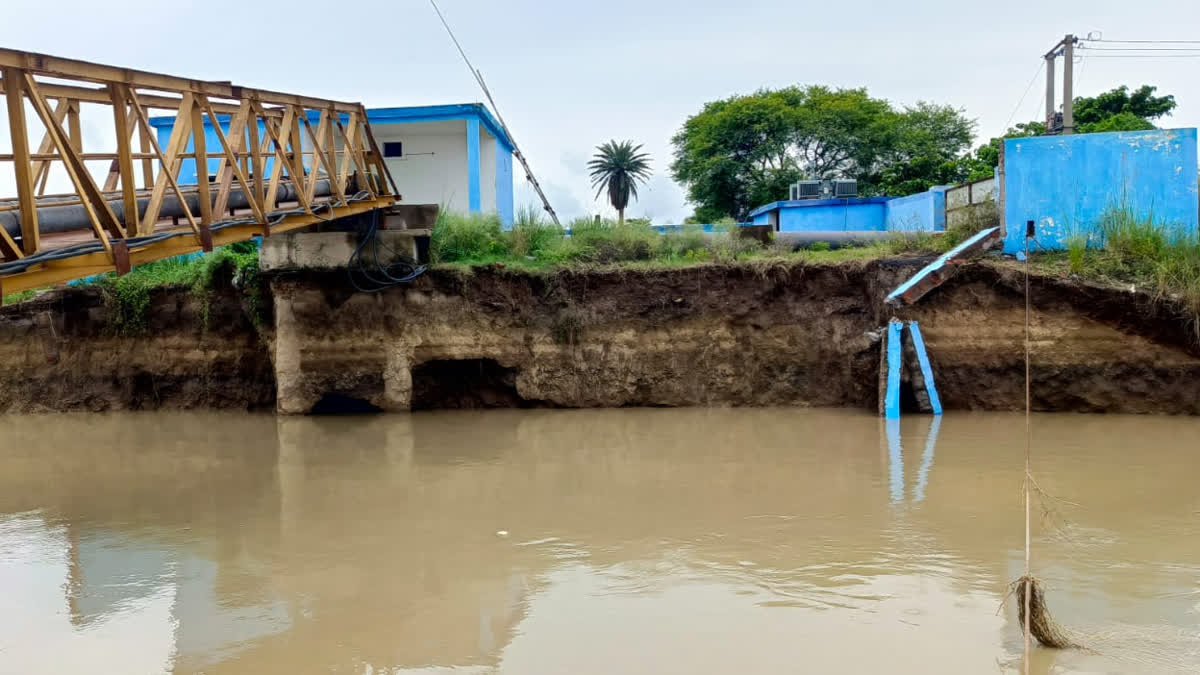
[0,48,400,297]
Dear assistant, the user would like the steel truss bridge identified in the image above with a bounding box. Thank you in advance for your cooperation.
[0,48,400,297]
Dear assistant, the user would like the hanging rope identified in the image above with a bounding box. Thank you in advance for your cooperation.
[1015,221,1076,663]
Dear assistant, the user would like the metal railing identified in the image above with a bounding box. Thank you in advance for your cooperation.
[0,48,399,296]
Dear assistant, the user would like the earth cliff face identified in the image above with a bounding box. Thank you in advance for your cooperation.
[2,258,1198,415]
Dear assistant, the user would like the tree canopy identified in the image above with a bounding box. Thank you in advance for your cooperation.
[670,83,1177,221]
[588,140,652,225]
[669,86,974,220]
[960,85,1177,181]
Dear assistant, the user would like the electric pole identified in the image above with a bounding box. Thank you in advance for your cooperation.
[1044,34,1077,134]
[1062,34,1075,134]
[1044,49,1056,130]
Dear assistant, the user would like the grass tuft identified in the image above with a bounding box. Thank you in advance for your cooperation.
[1031,205,1200,342]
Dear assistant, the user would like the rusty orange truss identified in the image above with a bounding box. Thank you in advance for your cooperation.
[0,48,400,297]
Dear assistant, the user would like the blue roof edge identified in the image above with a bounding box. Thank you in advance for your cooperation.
[748,197,890,219]
[365,103,514,152]
[147,102,516,153]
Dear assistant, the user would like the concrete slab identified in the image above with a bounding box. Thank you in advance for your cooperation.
[383,204,439,230]
[885,226,1001,305]
[260,230,426,272]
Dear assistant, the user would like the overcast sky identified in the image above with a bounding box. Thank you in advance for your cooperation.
[5,0,1199,223]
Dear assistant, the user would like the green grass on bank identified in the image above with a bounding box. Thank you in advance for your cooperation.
[428,207,960,273]
[1028,206,1200,338]
[2,241,263,335]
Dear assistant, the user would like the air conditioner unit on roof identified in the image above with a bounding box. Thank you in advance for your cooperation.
[794,181,821,200]
[832,179,857,198]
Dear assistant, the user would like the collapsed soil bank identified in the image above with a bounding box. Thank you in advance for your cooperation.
[2,258,1198,414]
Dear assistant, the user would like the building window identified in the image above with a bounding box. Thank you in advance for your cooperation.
[383,141,403,158]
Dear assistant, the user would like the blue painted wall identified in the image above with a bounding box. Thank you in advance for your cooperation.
[1001,128,1199,254]
[496,147,514,228]
[465,118,481,213]
[885,187,947,232]
[748,191,951,233]
[150,116,277,186]
[749,198,889,231]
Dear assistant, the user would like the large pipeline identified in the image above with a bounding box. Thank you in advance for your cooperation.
[1,179,334,241]
[774,230,937,250]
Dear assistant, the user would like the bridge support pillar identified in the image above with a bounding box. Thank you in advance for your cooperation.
[383,344,413,411]
[270,278,417,415]
[273,291,316,415]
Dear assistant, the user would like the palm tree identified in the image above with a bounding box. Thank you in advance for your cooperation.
[588,140,652,226]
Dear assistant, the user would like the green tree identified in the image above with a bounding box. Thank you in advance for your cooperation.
[670,86,976,219]
[871,101,976,195]
[588,140,652,226]
[961,85,1176,179]
[1073,85,1175,130]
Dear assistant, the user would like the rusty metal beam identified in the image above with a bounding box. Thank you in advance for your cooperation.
[0,47,397,293]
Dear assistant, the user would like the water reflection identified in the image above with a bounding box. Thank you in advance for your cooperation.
[884,415,942,504]
[0,409,1197,673]
[913,415,941,503]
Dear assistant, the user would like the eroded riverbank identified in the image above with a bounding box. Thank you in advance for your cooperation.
[1,257,1198,414]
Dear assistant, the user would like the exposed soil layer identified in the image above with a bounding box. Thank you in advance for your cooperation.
[3,257,1198,414]
[0,284,274,413]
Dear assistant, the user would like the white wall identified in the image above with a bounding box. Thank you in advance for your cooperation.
[371,120,470,214]
[479,128,497,216]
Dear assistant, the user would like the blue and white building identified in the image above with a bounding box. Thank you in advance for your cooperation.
[148,102,516,227]
[366,104,515,227]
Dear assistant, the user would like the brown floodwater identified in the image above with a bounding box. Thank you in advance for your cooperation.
[0,408,1198,674]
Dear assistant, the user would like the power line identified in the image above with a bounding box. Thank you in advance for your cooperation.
[1079,46,1200,51]
[1085,38,1200,44]
[1004,60,1046,130]
[428,0,562,226]
[1078,54,1200,58]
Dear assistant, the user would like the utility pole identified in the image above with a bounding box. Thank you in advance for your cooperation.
[429,0,562,226]
[1062,34,1076,134]
[1044,34,1077,135]
[1044,49,1056,130]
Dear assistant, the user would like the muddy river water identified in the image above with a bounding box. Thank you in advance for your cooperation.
[0,409,1198,673]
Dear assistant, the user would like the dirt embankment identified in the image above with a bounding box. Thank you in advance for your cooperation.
[0,282,274,413]
[2,258,1198,414]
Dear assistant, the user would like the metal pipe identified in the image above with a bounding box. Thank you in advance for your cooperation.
[1,179,335,239]
[775,231,941,250]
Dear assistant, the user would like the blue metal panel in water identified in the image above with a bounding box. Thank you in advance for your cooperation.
[907,321,942,415]
[912,415,941,502]
[1001,128,1199,254]
[885,417,903,503]
[884,320,903,419]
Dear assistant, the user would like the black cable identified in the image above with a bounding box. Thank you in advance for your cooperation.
[1077,54,1200,58]
[345,207,426,292]
[0,192,377,275]
[1085,38,1200,44]
[1079,46,1200,51]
